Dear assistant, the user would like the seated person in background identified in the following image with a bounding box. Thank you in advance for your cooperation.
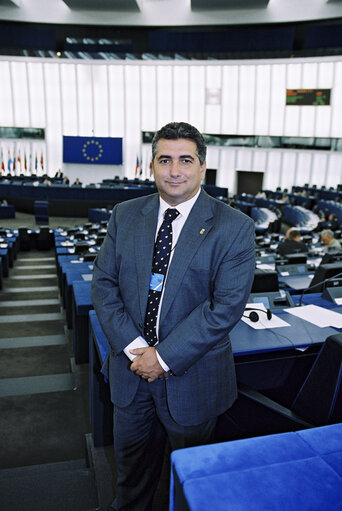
[0,199,8,206]
[42,177,51,186]
[328,214,340,231]
[62,175,70,185]
[73,177,82,186]
[55,169,63,179]
[321,229,342,252]
[256,190,266,199]
[278,192,289,203]
[277,228,308,256]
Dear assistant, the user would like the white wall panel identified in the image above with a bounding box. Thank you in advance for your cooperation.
[60,63,77,135]
[252,149,267,171]
[331,62,342,137]
[93,65,109,137]
[173,65,189,124]
[0,61,13,126]
[205,66,221,134]
[326,153,342,189]
[236,148,253,170]
[108,65,124,137]
[189,66,205,133]
[311,151,328,188]
[141,65,157,131]
[125,65,140,177]
[216,148,237,194]
[280,150,297,189]
[44,63,62,174]
[295,151,312,186]
[254,65,271,135]
[269,64,286,135]
[157,66,172,128]
[27,62,45,128]
[221,65,239,134]
[76,64,93,136]
[11,62,30,126]
[264,150,282,191]
[237,65,256,134]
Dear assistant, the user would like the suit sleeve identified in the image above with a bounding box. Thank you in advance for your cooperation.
[90,207,141,354]
[156,216,255,376]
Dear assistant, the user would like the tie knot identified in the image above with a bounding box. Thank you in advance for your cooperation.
[164,208,180,223]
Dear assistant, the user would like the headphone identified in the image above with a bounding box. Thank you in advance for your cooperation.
[243,307,272,323]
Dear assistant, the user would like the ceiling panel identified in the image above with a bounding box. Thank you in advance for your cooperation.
[191,0,269,9]
[62,0,140,11]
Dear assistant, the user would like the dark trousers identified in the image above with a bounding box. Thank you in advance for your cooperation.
[109,378,217,511]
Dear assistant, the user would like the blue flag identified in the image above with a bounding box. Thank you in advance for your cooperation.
[63,136,123,165]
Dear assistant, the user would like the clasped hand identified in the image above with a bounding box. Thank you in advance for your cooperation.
[130,347,170,382]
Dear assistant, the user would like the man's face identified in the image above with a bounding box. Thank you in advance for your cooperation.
[151,138,206,206]
[321,234,329,245]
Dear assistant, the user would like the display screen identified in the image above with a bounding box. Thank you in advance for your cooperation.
[286,89,331,106]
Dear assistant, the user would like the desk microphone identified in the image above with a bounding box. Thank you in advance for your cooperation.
[297,271,342,306]
[243,307,272,323]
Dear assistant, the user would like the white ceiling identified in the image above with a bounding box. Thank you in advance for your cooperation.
[0,0,342,26]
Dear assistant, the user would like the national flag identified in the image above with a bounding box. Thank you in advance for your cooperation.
[17,149,21,173]
[40,151,44,171]
[63,136,123,165]
[35,152,38,171]
[135,156,140,177]
[24,152,27,172]
[0,147,4,172]
[7,149,12,172]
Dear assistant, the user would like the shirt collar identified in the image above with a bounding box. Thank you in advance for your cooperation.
[158,188,201,221]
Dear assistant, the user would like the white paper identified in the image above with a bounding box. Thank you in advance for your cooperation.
[256,263,275,271]
[284,304,342,328]
[241,303,290,330]
[335,298,342,305]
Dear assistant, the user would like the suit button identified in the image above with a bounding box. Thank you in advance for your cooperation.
[139,322,143,328]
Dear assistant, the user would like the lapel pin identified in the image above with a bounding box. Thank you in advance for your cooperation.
[200,228,205,235]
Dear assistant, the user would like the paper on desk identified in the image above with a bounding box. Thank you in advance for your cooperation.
[241,303,290,330]
[335,298,342,305]
[256,263,275,271]
[284,304,342,328]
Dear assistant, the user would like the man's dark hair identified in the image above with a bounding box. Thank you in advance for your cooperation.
[288,229,300,240]
[152,122,207,165]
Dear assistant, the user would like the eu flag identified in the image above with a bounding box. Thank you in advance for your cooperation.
[63,136,123,165]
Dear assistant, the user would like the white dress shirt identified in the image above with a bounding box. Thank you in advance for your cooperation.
[124,189,201,371]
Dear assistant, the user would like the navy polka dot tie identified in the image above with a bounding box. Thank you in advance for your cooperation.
[144,208,180,346]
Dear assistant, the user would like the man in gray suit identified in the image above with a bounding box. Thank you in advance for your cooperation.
[91,122,255,511]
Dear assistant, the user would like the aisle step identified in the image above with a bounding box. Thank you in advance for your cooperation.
[0,299,60,307]
[17,257,55,262]
[0,335,67,349]
[2,286,58,293]
[14,265,55,270]
[0,312,63,323]
[0,373,75,397]
[7,275,57,280]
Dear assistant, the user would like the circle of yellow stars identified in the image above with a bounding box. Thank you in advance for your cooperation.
[82,140,104,162]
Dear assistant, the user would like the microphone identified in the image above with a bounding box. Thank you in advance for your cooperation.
[243,307,272,323]
[297,271,342,306]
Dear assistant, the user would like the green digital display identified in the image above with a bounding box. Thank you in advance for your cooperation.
[286,89,331,106]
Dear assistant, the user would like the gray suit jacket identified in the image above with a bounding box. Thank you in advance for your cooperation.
[91,189,255,426]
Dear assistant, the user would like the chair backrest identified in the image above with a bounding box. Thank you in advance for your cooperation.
[291,334,342,425]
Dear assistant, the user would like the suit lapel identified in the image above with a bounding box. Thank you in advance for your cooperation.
[160,191,214,325]
[134,195,159,320]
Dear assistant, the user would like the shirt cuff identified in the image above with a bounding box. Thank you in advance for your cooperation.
[156,351,170,372]
[123,336,148,361]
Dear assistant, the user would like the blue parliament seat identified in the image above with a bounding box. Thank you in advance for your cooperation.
[72,280,93,364]
[170,423,342,511]
[0,204,15,218]
[34,200,49,225]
